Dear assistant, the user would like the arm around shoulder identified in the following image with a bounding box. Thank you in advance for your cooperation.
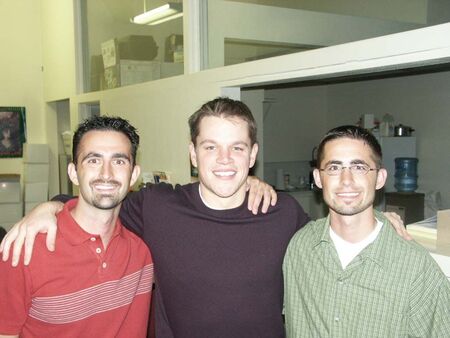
[0,200,63,266]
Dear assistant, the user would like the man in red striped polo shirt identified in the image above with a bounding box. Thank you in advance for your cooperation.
[0,116,153,337]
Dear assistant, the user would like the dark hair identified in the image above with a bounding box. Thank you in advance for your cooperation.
[188,97,257,146]
[72,116,139,166]
[316,125,382,168]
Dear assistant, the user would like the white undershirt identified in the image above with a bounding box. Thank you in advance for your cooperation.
[330,218,383,269]
[198,185,217,209]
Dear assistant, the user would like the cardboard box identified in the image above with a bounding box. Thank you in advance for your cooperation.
[437,209,450,251]
[25,182,49,202]
[90,54,105,92]
[0,174,21,203]
[101,35,158,69]
[103,60,161,89]
[0,202,23,223]
[120,60,160,86]
[23,143,49,163]
[118,35,158,61]
[164,34,183,62]
[24,163,49,183]
[101,38,119,68]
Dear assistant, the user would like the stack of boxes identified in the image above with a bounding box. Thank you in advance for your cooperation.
[0,174,22,231]
[164,34,183,63]
[101,35,160,90]
[23,144,50,215]
[93,34,183,91]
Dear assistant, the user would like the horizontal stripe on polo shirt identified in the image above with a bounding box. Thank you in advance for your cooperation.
[29,263,153,324]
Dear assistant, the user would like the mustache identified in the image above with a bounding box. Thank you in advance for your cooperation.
[90,179,121,186]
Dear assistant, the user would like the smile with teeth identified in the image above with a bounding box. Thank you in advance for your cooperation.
[92,181,119,191]
[336,192,360,198]
[213,170,236,177]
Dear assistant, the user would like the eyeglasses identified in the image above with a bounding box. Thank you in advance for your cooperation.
[319,164,379,176]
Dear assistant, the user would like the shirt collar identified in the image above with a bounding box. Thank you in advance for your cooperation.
[314,210,392,269]
[357,210,393,268]
[58,198,124,246]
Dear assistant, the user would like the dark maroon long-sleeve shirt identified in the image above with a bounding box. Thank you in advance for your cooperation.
[119,182,308,338]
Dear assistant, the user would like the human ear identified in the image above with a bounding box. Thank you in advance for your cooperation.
[249,143,259,168]
[189,142,198,168]
[67,163,79,186]
[375,168,387,190]
[313,168,323,188]
[130,164,141,187]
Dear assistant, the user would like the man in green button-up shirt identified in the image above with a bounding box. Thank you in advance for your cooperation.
[283,125,450,338]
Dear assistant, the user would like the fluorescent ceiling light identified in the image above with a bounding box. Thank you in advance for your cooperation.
[131,2,183,26]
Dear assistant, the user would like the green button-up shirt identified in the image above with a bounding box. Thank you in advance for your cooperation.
[283,211,450,338]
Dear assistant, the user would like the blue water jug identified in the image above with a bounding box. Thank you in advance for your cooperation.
[394,157,418,192]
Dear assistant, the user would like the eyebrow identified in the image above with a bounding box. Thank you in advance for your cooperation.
[323,159,369,166]
[198,140,249,147]
[81,152,131,162]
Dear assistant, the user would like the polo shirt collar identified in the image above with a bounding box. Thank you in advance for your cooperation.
[58,198,124,246]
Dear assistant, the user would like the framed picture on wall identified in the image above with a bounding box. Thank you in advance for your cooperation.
[0,107,26,158]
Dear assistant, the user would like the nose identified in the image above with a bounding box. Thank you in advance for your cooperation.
[216,147,232,164]
[340,167,354,185]
[100,161,113,180]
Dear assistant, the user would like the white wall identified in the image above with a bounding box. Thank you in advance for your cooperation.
[232,0,428,24]
[41,0,77,101]
[263,86,328,162]
[0,0,45,176]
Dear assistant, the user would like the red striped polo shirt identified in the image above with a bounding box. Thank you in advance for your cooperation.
[0,198,153,337]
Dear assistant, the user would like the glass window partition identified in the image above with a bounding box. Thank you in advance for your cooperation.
[80,0,184,93]
[205,0,450,69]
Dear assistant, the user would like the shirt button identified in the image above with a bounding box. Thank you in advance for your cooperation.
[334,317,340,322]
[90,237,96,242]
[102,262,107,269]
[96,248,102,254]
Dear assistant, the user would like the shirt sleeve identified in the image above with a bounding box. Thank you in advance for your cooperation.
[295,199,311,231]
[119,189,147,237]
[50,194,73,203]
[119,183,175,237]
[408,258,450,337]
[0,259,31,335]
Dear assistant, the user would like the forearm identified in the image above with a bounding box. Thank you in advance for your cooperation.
[0,200,64,265]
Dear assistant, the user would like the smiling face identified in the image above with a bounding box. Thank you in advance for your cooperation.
[189,115,258,209]
[313,138,386,218]
[68,130,140,211]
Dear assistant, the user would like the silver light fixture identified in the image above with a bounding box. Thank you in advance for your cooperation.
[131,2,183,26]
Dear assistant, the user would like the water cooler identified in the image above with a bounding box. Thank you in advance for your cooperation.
[378,136,424,224]
[378,136,416,192]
